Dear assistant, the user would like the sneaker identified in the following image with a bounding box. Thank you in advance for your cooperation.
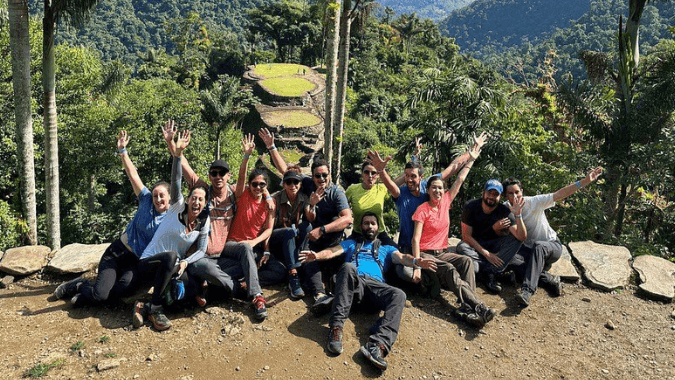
[466,303,497,328]
[360,341,388,370]
[516,288,533,307]
[327,326,343,354]
[549,275,562,297]
[148,307,172,331]
[252,295,268,321]
[486,273,502,294]
[196,281,208,307]
[288,274,305,299]
[453,303,474,321]
[311,293,334,316]
[54,278,83,300]
[132,301,148,328]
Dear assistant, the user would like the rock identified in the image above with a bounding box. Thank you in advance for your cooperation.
[568,241,632,291]
[96,359,120,371]
[0,245,51,276]
[605,320,615,330]
[405,300,412,308]
[446,237,461,253]
[46,243,109,274]
[548,246,580,281]
[632,255,675,301]
[0,250,3,261]
[671,310,675,319]
[0,275,15,288]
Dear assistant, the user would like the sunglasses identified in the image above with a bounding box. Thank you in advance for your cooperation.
[250,181,267,189]
[284,179,300,185]
[363,170,378,176]
[314,173,329,179]
[210,170,228,177]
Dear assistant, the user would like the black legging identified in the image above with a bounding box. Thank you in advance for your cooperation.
[135,251,179,305]
[76,239,139,305]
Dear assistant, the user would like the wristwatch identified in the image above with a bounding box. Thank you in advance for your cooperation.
[320,226,327,235]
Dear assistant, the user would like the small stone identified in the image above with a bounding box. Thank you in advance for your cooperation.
[146,354,155,361]
[0,275,15,288]
[133,375,140,379]
[601,369,609,374]
[670,310,675,319]
[264,366,270,370]
[96,359,120,371]
[235,366,240,371]
[464,347,469,351]
[582,298,591,303]
[405,300,412,308]
[605,320,615,330]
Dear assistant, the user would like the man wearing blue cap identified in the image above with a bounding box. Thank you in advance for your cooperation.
[456,179,526,293]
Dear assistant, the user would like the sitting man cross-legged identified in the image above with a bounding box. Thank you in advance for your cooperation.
[299,212,436,371]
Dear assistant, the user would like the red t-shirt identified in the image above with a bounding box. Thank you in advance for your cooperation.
[227,189,269,242]
[412,192,452,251]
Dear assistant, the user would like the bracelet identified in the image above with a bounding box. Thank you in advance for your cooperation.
[267,145,276,150]
[265,195,272,200]
[575,180,582,188]
[412,257,418,267]
[118,148,127,155]
[263,251,270,256]
[516,215,523,219]
[243,153,250,159]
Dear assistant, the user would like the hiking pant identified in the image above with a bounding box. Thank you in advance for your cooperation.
[329,263,405,354]
[511,240,563,293]
[456,236,523,275]
[420,250,481,307]
[135,251,179,306]
[269,221,312,270]
[218,242,263,297]
[78,239,138,304]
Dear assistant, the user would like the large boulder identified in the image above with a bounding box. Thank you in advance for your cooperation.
[632,255,675,302]
[46,243,109,274]
[0,245,51,275]
[568,241,632,291]
[548,245,580,282]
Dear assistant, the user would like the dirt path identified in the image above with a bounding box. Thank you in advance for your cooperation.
[1,275,673,379]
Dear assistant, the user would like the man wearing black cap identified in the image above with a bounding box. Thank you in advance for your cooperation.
[456,179,526,293]
[163,122,261,304]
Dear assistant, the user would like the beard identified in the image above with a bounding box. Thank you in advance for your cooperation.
[482,197,497,207]
[363,229,377,241]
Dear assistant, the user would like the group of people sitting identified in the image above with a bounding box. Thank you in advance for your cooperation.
[53,121,601,371]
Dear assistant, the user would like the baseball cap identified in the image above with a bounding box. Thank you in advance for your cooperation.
[209,159,230,172]
[283,170,303,182]
[484,179,503,194]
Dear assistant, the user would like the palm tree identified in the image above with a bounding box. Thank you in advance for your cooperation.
[8,0,37,245]
[43,0,101,249]
[322,0,340,173]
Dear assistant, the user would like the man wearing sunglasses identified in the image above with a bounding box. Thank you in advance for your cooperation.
[259,128,353,313]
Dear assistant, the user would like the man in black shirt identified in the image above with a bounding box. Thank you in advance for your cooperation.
[456,179,526,293]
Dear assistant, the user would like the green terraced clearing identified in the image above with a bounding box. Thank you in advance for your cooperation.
[252,63,310,78]
[262,110,321,128]
[260,77,315,97]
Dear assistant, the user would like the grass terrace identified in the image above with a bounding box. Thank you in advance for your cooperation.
[260,77,316,97]
[261,109,322,128]
[251,63,310,78]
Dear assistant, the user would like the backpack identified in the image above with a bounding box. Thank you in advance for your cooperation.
[352,238,384,277]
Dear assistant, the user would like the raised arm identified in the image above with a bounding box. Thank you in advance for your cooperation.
[367,150,400,198]
[440,132,487,181]
[508,197,527,242]
[553,167,603,203]
[117,130,144,196]
[169,130,190,204]
[164,120,202,188]
[235,134,255,199]
[446,156,476,204]
[259,128,288,174]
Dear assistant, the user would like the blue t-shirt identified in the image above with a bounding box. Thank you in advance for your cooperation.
[394,174,439,252]
[340,239,397,283]
[124,187,166,257]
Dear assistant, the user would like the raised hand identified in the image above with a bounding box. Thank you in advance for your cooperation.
[414,137,423,157]
[174,130,191,157]
[117,130,130,150]
[162,120,177,142]
[366,150,391,172]
[509,195,525,217]
[586,167,603,183]
[309,186,325,207]
[242,134,255,155]
[469,131,488,158]
[258,128,275,148]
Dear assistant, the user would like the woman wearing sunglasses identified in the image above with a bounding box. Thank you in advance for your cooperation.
[54,130,170,307]
[223,134,286,321]
[269,166,312,299]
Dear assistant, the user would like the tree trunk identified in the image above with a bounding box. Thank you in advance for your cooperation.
[323,0,341,173]
[333,0,353,183]
[9,0,38,245]
[602,170,621,240]
[43,0,61,249]
[613,182,628,237]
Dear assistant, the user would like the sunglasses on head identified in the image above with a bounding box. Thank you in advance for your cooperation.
[210,169,228,177]
[284,179,300,185]
[250,181,267,189]
[314,173,329,179]
[363,170,378,176]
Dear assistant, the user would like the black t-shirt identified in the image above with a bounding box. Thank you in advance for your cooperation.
[461,199,515,243]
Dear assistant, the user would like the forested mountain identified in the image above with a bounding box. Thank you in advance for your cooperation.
[439,0,592,52]
[376,0,475,21]
[28,0,272,63]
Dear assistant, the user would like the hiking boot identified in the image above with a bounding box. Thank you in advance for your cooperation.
[252,295,268,321]
[288,273,305,300]
[327,326,343,354]
[360,341,388,370]
[132,301,148,328]
[549,275,562,297]
[486,273,502,294]
[54,277,83,300]
[466,303,497,328]
[148,307,172,331]
[195,280,208,307]
[311,293,334,316]
[453,303,474,321]
[516,288,533,307]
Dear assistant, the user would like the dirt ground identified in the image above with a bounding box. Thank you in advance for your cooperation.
[1,273,674,380]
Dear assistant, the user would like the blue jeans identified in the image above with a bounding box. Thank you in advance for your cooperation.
[269,221,312,270]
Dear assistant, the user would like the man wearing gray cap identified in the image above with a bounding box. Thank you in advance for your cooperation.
[456,179,526,293]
